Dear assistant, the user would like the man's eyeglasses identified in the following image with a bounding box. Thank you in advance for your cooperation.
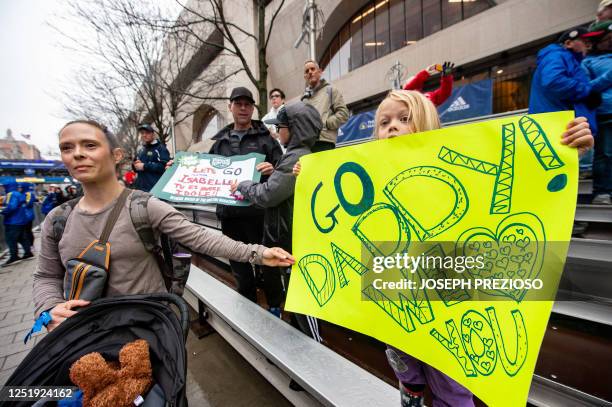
[274,124,288,132]
[270,94,282,99]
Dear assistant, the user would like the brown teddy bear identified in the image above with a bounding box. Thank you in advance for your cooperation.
[69,339,153,407]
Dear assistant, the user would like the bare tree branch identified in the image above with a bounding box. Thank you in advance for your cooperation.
[265,0,286,50]
[57,0,285,154]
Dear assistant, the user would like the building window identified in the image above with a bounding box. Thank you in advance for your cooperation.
[442,0,463,28]
[422,0,442,37]
[464,0,491,19]
[490,57,536,113]
[362,5,377,65]
[375,0,390,58]
[338,25,351,78]
[405,0,423,45]
[350,16,363,70]
[389,0,406,52]
[329,36,340,81]
[321,0,493,78]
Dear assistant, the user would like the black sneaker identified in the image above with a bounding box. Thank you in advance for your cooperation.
[21,253,34,261]
[1,258,22,267]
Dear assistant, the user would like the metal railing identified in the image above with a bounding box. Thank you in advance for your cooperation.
[336,109,530,148]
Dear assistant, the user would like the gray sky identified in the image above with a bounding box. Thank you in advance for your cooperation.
[0,0,183,158]
[0,0,77,158]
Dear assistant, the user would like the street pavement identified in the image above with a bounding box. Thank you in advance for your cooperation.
[0,251,42,386]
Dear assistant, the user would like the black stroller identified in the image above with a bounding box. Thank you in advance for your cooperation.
[2,293,189,407]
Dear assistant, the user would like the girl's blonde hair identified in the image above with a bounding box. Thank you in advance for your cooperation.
[374,90,441,139]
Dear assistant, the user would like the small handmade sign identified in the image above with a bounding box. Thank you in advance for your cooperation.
[151,152,264,205]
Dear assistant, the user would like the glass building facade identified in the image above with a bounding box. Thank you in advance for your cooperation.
[321,0,493,81]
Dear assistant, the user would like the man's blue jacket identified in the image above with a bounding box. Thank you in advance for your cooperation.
[2,183,27,225]
[20,183,36,223]
[133,140,170,192]
[529,43,598,134]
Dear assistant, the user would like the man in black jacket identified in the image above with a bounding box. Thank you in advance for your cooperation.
[133,124,170,192]
[210,87,283,304]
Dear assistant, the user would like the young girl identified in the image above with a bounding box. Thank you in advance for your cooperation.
[33,120,294,331]
[295,90,593,407]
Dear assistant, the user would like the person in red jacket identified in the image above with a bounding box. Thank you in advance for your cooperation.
[403,61,455,106]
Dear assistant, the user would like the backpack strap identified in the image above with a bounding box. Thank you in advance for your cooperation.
[128,190,157,251]
[51,197,81,244]
[128,190,174,290]
[98,189,130,244]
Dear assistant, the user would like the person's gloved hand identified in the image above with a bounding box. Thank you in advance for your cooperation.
[583,91,602,110]
[442,61,455,76]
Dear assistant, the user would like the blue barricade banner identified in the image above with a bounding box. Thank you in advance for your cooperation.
[339,79,492,142]
[338,110,375,144]
[438,79,493,123]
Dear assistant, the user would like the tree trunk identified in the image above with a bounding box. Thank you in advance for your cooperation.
[256,0,268,118]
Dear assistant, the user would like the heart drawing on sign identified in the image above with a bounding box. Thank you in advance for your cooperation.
[455,213,546,302]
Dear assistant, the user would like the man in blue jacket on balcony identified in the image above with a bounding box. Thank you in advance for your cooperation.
[529,28,602,134]
[133,123,170,192]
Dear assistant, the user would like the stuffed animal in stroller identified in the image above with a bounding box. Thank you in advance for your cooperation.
[69,339,153,407]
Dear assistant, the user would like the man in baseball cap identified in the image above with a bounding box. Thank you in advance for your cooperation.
[133,123,170,192]
[136,123,155,133]
[229,86,256,104]
[557,27,589,48]
[207,86,283,307]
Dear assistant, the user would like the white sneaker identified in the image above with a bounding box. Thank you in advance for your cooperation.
[592,194,612,205]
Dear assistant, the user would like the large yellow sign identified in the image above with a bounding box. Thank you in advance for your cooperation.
[285,112,576,406]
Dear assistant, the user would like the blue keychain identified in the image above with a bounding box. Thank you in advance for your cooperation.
[24,311,52,344]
